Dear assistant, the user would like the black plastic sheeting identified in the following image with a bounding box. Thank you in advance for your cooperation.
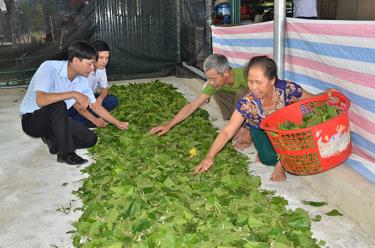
[0,0,210,86]
[179,0,210,69]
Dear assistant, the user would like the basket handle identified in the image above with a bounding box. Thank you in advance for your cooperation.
[328,91,351,111]
[260,91,350,132]
[277,91,349,110]
[261,125,304,135]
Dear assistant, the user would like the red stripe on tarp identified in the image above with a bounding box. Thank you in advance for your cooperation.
[212,22,273,35]
[285,55,375,89]
[286,22,375,38]
[349,111,375,135]
[352,146,375,163]
[212,48,272,61]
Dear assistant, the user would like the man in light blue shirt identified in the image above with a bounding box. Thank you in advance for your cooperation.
[293,0,317,19]
[20,41,128,165]
[68,40,119,127]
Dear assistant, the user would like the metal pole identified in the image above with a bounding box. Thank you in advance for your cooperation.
[273,0,286,79]
[205,0,213,54]
[176,0,181,61]
[49,15,55,41]
[182,62,206,79]
[231,0,240,25]
[10,0,15,47]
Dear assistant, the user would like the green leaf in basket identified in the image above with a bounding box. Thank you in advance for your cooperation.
[279,103,339,130]
[327,104,339,118]
[303,200,328,207]
[276,154,281,161]
[270,131,278,137]
[325,209,343,216]
[278,120,299,130]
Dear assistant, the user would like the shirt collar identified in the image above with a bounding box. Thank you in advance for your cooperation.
[60,61,81,83]
[59,61,69,79]
[231,71,239,88]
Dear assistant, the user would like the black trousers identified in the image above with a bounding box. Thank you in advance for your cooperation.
[21,101,97,153]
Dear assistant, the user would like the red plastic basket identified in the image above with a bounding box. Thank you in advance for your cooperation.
[260,92,351,175]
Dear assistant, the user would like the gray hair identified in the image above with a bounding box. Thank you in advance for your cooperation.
[203,54,231,74]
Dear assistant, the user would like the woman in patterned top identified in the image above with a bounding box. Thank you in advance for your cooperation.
[195,56,335,181]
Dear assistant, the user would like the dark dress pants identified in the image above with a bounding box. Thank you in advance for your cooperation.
[21,101,97,153]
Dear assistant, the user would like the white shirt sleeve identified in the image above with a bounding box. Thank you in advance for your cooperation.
[81,79,97,104]
[96,68,108,89]
[293,0,317,18]
[32,62,54,93]
[0,0,7,12]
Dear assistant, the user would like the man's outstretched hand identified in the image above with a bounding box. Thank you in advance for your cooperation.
[150,125,171,136]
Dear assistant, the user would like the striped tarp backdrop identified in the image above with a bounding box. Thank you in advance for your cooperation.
[212,22,274,67]
[211,19,375,183]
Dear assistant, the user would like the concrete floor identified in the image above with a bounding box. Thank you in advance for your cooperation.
[0,86,98,248]
[0,77,374,248]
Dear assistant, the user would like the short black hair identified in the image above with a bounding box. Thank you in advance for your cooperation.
[245,56,277,80]
[68,41,97,62]
[91,40,110,52]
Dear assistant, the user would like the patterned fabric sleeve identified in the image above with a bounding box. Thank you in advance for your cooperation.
[236,97,252,119]
[284,81,303,105]
[235,80,304,130]
[235,94,262,129]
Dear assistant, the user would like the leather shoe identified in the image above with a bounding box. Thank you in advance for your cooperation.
[57,152,88,165]
[41,137,57,154]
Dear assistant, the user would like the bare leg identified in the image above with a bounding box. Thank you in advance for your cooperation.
[233,127,253,149]
[233,126,244,141]
[270,162,287,182]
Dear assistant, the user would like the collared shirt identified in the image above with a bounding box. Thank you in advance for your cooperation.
[19,60,96,114]
[202,67,248,96]
[0,0,7,12]
[293,0,317,18]
[87,68,108,93]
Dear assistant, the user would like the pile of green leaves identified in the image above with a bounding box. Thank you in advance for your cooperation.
[72,81,323,247]
[278,103,338,131]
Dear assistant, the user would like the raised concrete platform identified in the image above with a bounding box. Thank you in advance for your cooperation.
[0,77,374,247]
[301,164,375,236]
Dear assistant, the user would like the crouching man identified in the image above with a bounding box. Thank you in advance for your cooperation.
[19,41,128,165]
